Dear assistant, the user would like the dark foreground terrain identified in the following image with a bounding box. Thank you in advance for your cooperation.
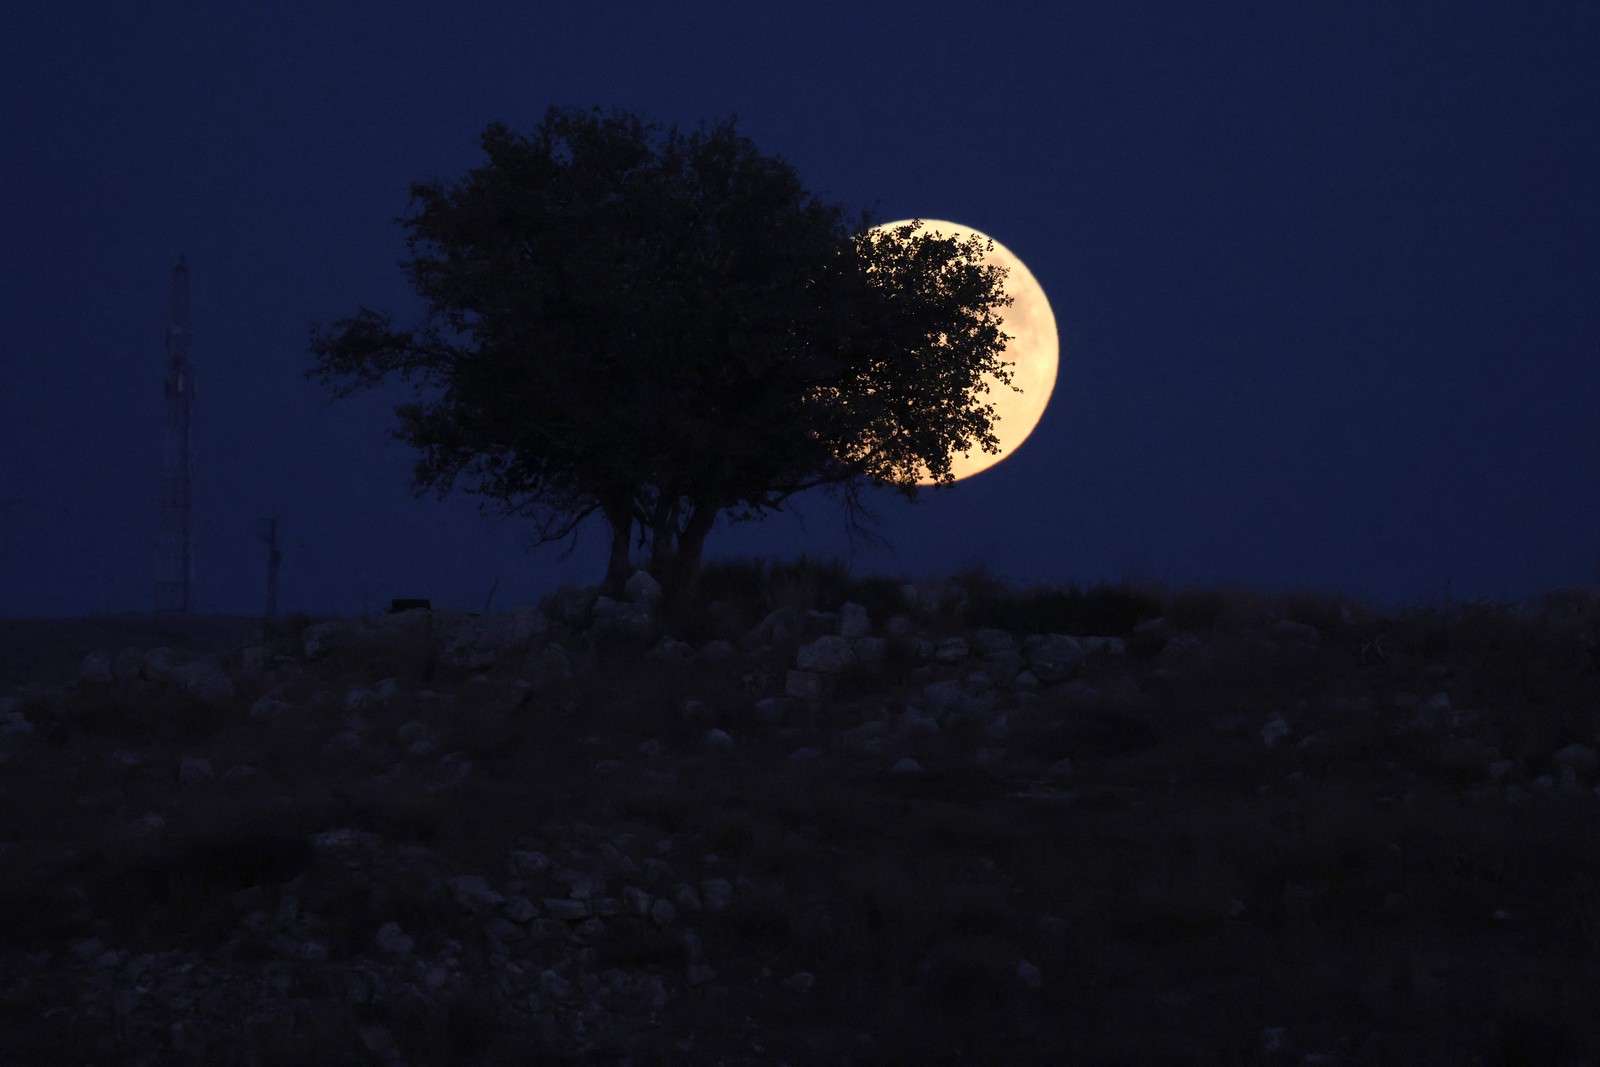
[1,559,1598,1065]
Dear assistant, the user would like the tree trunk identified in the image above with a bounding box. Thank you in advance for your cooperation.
[648,492,680,580]
[661,497,719,622]
[602,497,634,599]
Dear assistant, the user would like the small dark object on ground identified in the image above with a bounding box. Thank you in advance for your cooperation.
[390,598,431,613]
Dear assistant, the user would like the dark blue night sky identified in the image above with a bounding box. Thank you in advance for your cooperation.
[3,2,1596,620]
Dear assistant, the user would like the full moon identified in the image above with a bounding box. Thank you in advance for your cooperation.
[871,219,1059,484]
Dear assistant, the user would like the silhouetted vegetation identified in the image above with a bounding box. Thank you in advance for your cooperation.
[308,106,1018,617]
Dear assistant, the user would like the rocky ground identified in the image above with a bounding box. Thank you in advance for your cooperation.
[2,562,1599,1066]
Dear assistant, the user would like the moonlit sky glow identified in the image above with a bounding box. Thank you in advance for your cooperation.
[2,3,1596,620]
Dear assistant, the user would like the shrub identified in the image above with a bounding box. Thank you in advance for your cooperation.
[962,577,1163,636]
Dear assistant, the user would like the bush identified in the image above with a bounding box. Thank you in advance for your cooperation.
[962,576,1164,636]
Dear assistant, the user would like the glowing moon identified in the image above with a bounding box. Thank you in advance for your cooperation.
[871,219,1058,484]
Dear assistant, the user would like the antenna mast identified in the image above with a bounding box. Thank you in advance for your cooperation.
[156,255,196,615]
[262,516,281,619]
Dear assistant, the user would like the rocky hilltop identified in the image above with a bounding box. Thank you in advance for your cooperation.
[2,565,1598,1065]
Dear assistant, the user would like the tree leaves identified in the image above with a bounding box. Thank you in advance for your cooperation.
[306,105,1012,606]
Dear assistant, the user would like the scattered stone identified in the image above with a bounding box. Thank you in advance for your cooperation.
[972,628,1017,655]
[2,577,1589,1063]
[1025,635,1084,683]
[624,570,663,607]
[796,635,856,673]
[785,670,826,701]
[838,602,872,638]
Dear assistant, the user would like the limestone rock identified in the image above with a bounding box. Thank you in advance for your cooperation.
[984,649,1026,685]
[590,598,655,641]
[796,636,856,673]
[1025,634,1084,683]
[170,660,236,703]
[741,606,804,654]
[648,638,696,667]
[139,647,188,685]
[1555,743,1599,774]
[838,602,871,639]
[80,649,114,684]
[1268,619,1321,647]
[851,636,887,665]
[112,647,144,684]
[545,585,601,625]
[785,670,826,701]
[303,620,364,660]
[236,645,273,678]
[624,570,663,607]
[972,628,1017,656]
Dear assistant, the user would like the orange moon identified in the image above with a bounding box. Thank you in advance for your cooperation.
[872,219,1059,484]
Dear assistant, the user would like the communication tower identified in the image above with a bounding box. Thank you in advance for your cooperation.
[156,255,197,615]
[262,515,281,619]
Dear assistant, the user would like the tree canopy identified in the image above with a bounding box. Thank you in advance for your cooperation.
[307,105,1017,615]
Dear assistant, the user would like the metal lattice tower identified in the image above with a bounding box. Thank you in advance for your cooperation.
[156,255,197,615]
[262,515,281,619]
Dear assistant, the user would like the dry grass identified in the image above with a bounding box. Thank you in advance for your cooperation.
[2,559,1598,1064]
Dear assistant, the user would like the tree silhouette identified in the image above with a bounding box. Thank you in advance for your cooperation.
[307,105,1016,617]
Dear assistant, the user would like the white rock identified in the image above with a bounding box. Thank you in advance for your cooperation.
[237,645,273,677]
[177,756,213,784]
[920,680,970,715]
[1,712,34,739]
[972,628,1017,655]
[447,874,506,912]
[249,696,295,720]
[374,922,414,956]
[1260,716,1291,749]
[1079,636,1126,657]
[785,670,826,701]
[170,660,235,702]
[591,599,655,640]
[838,602,872,638]
[80,650,114,684]
[1269,619,1320,646]
[701,878,734,912]
[796,635,856,673]
[984,649,1026,685]
[343,687,378,711]
[1026,635,1084,683]
[544,585,600,624]
[303,620,363,660]
[624,570,663,606]
[851,636,887,664]
[1158,632,1213,669]
[139,647,185,684]
[112,647,143,684]
[649,638,695,667]
[1555,743,1598,773]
